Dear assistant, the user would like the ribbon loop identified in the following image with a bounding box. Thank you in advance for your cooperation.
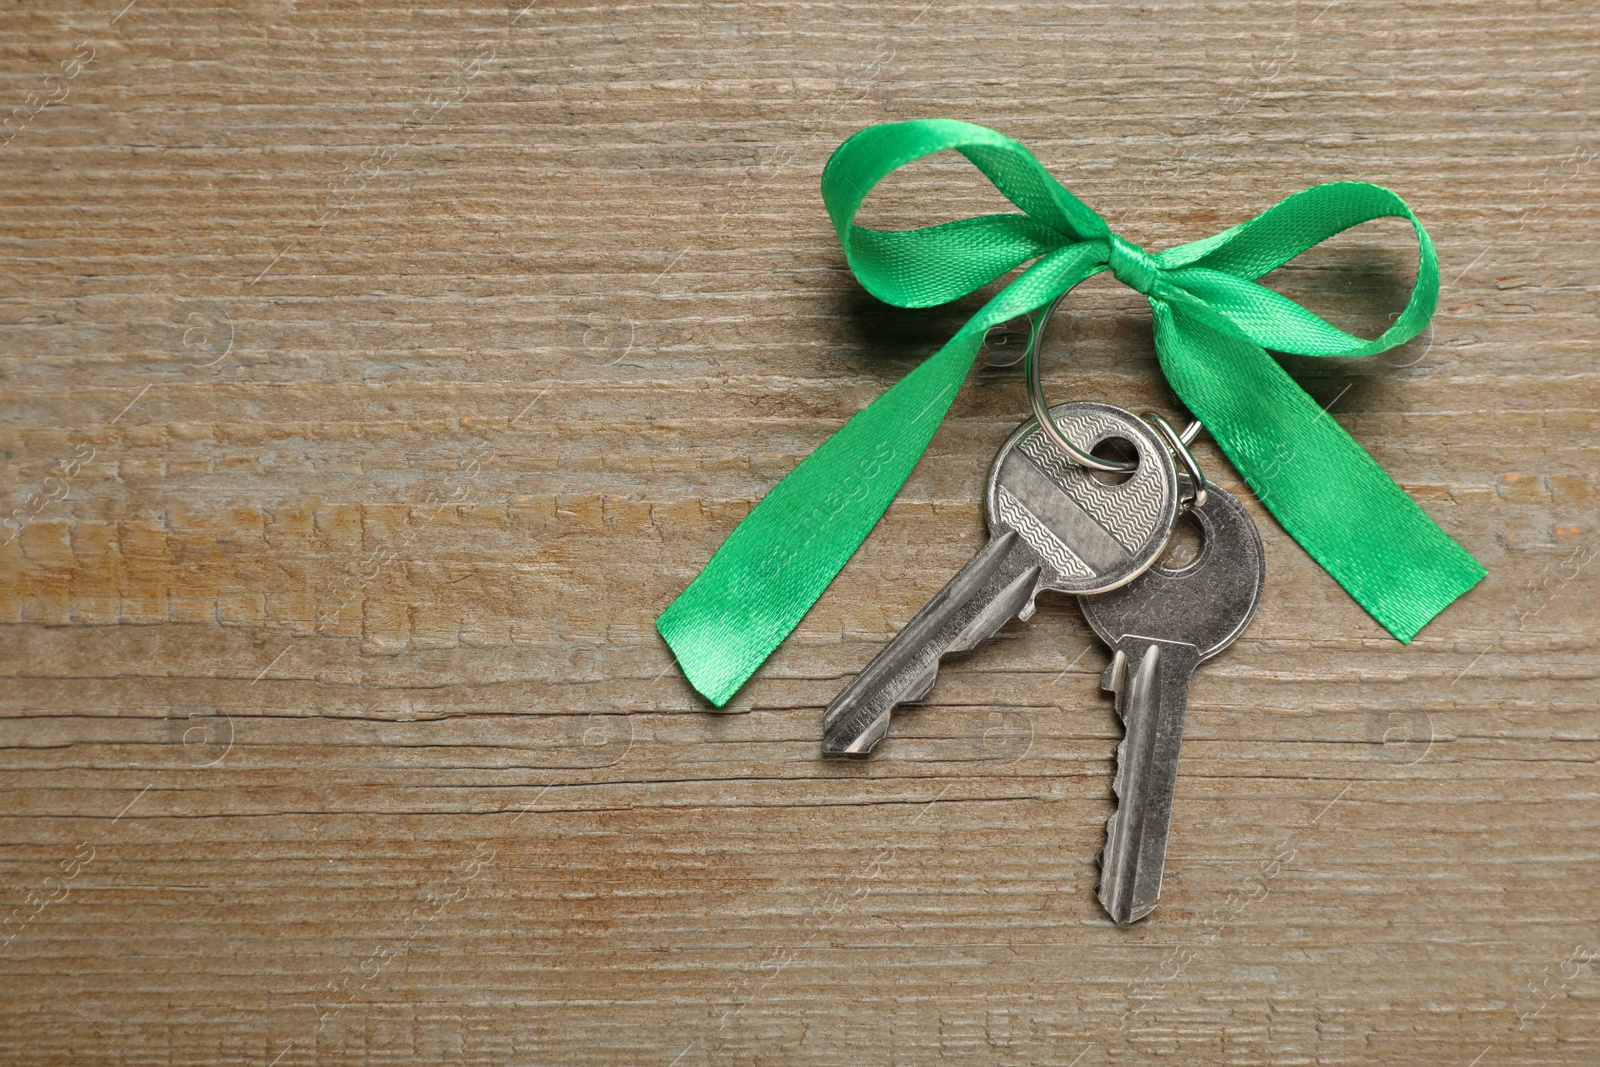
[658,119,1485,707]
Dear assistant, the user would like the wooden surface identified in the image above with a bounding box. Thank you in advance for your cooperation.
[2,2,1597,1064]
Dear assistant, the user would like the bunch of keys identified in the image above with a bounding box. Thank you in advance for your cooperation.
[819,299,1266,925]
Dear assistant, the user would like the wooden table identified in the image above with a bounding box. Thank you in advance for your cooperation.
[3,2,1596,1063]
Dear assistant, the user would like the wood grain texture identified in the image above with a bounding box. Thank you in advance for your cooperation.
[1,1,1596,1064]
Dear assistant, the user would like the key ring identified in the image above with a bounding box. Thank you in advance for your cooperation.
[1023,291,1208,506]
[1143,410,1208,510]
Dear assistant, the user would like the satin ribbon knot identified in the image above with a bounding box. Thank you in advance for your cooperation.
[1107,233,1162,296]
[657,118,1485,707]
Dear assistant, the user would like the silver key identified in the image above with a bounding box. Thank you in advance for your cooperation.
[1080,483,1265,924]
[822,402,1182,755]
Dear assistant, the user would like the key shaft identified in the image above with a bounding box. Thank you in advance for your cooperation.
[1081,484,1266,925]
[821,402,1182,756]
[1099,637,1202,925]
[822,531,1043,754]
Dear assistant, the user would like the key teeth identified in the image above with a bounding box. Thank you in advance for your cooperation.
[1099,736,1136,925]
[1102,649,1127,698]
[1098,702,1131,920]
[1098,647,1143,926]
[1018,591,1039,623]
[1103,732,1131,823]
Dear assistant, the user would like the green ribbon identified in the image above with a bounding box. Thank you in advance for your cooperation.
[659,118,1485,707]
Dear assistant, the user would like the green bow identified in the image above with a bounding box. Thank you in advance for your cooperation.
[659,118,1484,707]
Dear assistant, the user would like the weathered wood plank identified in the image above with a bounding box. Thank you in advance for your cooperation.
[1,1,1597,1064]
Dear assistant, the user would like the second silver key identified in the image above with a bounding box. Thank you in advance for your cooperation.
[821,401,1182,755]
[1080,483,1265,924]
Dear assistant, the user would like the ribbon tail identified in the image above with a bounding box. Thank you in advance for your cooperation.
[657,327,984,706]
[658,242,1107,705]
[1152,295,1485,642]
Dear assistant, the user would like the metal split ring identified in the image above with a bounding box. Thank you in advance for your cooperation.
[1022,291,1207,507]
[1143,410,1208,510]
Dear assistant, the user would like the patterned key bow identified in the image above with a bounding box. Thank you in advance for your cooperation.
[659,118,1484,707]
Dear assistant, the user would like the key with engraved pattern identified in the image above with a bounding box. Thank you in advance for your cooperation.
[1080,483,1265,924]
[821,402,1182,755]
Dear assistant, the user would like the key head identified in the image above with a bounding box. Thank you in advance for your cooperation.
[1079,483,1265,660]
[984,402,1181,596]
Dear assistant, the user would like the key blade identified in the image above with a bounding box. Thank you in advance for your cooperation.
[822,531,1043,755]
[1098,638,1201,924]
